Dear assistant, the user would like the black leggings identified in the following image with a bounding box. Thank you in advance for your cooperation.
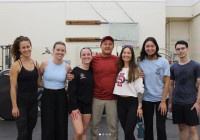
[142,100,168,140]
[16,100,38,140]
[117,96,138,140]
[41,88,68,140]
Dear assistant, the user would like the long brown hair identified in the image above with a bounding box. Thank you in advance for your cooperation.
[11,36,32,61]
[119,46,140,83]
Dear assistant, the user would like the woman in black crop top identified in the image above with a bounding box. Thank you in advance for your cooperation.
[68,47,94,140]
[10,36,41,140]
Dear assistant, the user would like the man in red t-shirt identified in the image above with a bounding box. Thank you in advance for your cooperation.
[90,36,118,140]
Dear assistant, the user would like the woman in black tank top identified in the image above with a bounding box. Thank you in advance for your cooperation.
[10,36,41,140]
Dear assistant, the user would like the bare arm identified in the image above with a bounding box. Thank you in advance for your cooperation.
[138,68,144,79]
[135,76,144,118]
[36,62,43,87]
[38,60,49,88]
[158,76,170,116]
[196,78,200,104]
[137,92,143,118]
[10,62,20,118]
[191,78,200,115]
[168,80,175,112]
[65,64,72,91]
[66,64,74,81]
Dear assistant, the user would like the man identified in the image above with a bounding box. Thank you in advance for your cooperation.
[169,40,200,140]
[90,36,118,140]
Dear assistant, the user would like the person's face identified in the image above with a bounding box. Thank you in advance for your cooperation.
[80,49,92,64]
[122,47,132,63]
[19,41,32,57]
[175,44,188,58]
[53,44,66,60]
[144,41,156,56]
[100,40,114,56]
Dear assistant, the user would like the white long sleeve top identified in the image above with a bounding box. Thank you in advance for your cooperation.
[113,68,144,97]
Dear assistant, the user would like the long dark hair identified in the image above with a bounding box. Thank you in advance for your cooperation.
[119,46,140,83]
[11,36,32,61]
[138,37,161,61]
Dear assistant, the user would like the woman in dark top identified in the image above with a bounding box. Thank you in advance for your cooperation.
[68,47,94,140]
[10,36,41,140]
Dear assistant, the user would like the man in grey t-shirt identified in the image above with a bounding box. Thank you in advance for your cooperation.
[169,40,200,140]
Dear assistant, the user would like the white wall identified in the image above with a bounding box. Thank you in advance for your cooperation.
[66,1,166,66]
[166,0,199,6]
[166,7,192,17]
[0,2,66,65]
[166,21,190,61]
[190,1,200,62]
[190,15,200,62]
[166,0,200,62]
[0,1,166,68]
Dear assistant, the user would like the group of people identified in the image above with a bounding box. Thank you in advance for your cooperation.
[10,38,70,140]
[9,35,200,140]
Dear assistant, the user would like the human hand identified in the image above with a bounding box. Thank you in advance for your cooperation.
[140,71,144,79]
[70,109,81,120]
[67,71,74,81]
[12,107,20,118]
[137,108,143,118]
[158,102,167,116]
[168,102,172,112]
[191,102,200,116]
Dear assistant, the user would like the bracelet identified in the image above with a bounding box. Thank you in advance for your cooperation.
[138,106,142,109]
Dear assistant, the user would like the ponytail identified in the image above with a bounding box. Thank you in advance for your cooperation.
[11,36,31,61]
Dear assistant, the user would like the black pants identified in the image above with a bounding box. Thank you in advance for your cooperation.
[41,88,68,140]
[117,96,138,140]
[16,100,38,140]
[142,100,168,140]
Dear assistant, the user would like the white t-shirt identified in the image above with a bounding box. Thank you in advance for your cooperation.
[113,68,144,97]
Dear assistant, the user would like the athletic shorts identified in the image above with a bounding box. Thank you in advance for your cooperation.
[69,102,92,115]
[172,103,199,126]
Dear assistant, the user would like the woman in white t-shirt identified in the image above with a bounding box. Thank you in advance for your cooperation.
[113,45,144,140]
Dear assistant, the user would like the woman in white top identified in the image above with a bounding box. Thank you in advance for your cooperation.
[113,45,144,140]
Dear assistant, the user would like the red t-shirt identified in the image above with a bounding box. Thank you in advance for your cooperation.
[91,54,119,100]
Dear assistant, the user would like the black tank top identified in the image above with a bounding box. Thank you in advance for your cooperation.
[17,59,38,100]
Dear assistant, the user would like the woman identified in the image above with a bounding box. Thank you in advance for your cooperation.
[39,41,71,140]
[10,36,40,140]
[113,45,144,140]
[137,37,170,140]
[68,47,94,140]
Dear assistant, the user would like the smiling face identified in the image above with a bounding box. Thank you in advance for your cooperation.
[175,44,189,58]
[122,47,132,63]
[144,41,156,57]
[100,40,114,57]
[53,44,66,60]
[19,41,32,58]
[80,48,92,64]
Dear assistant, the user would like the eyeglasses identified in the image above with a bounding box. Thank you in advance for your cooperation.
[176,47,186,51]
[122,45,133,48]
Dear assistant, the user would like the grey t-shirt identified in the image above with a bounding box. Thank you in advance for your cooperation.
[170,60,200,104]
